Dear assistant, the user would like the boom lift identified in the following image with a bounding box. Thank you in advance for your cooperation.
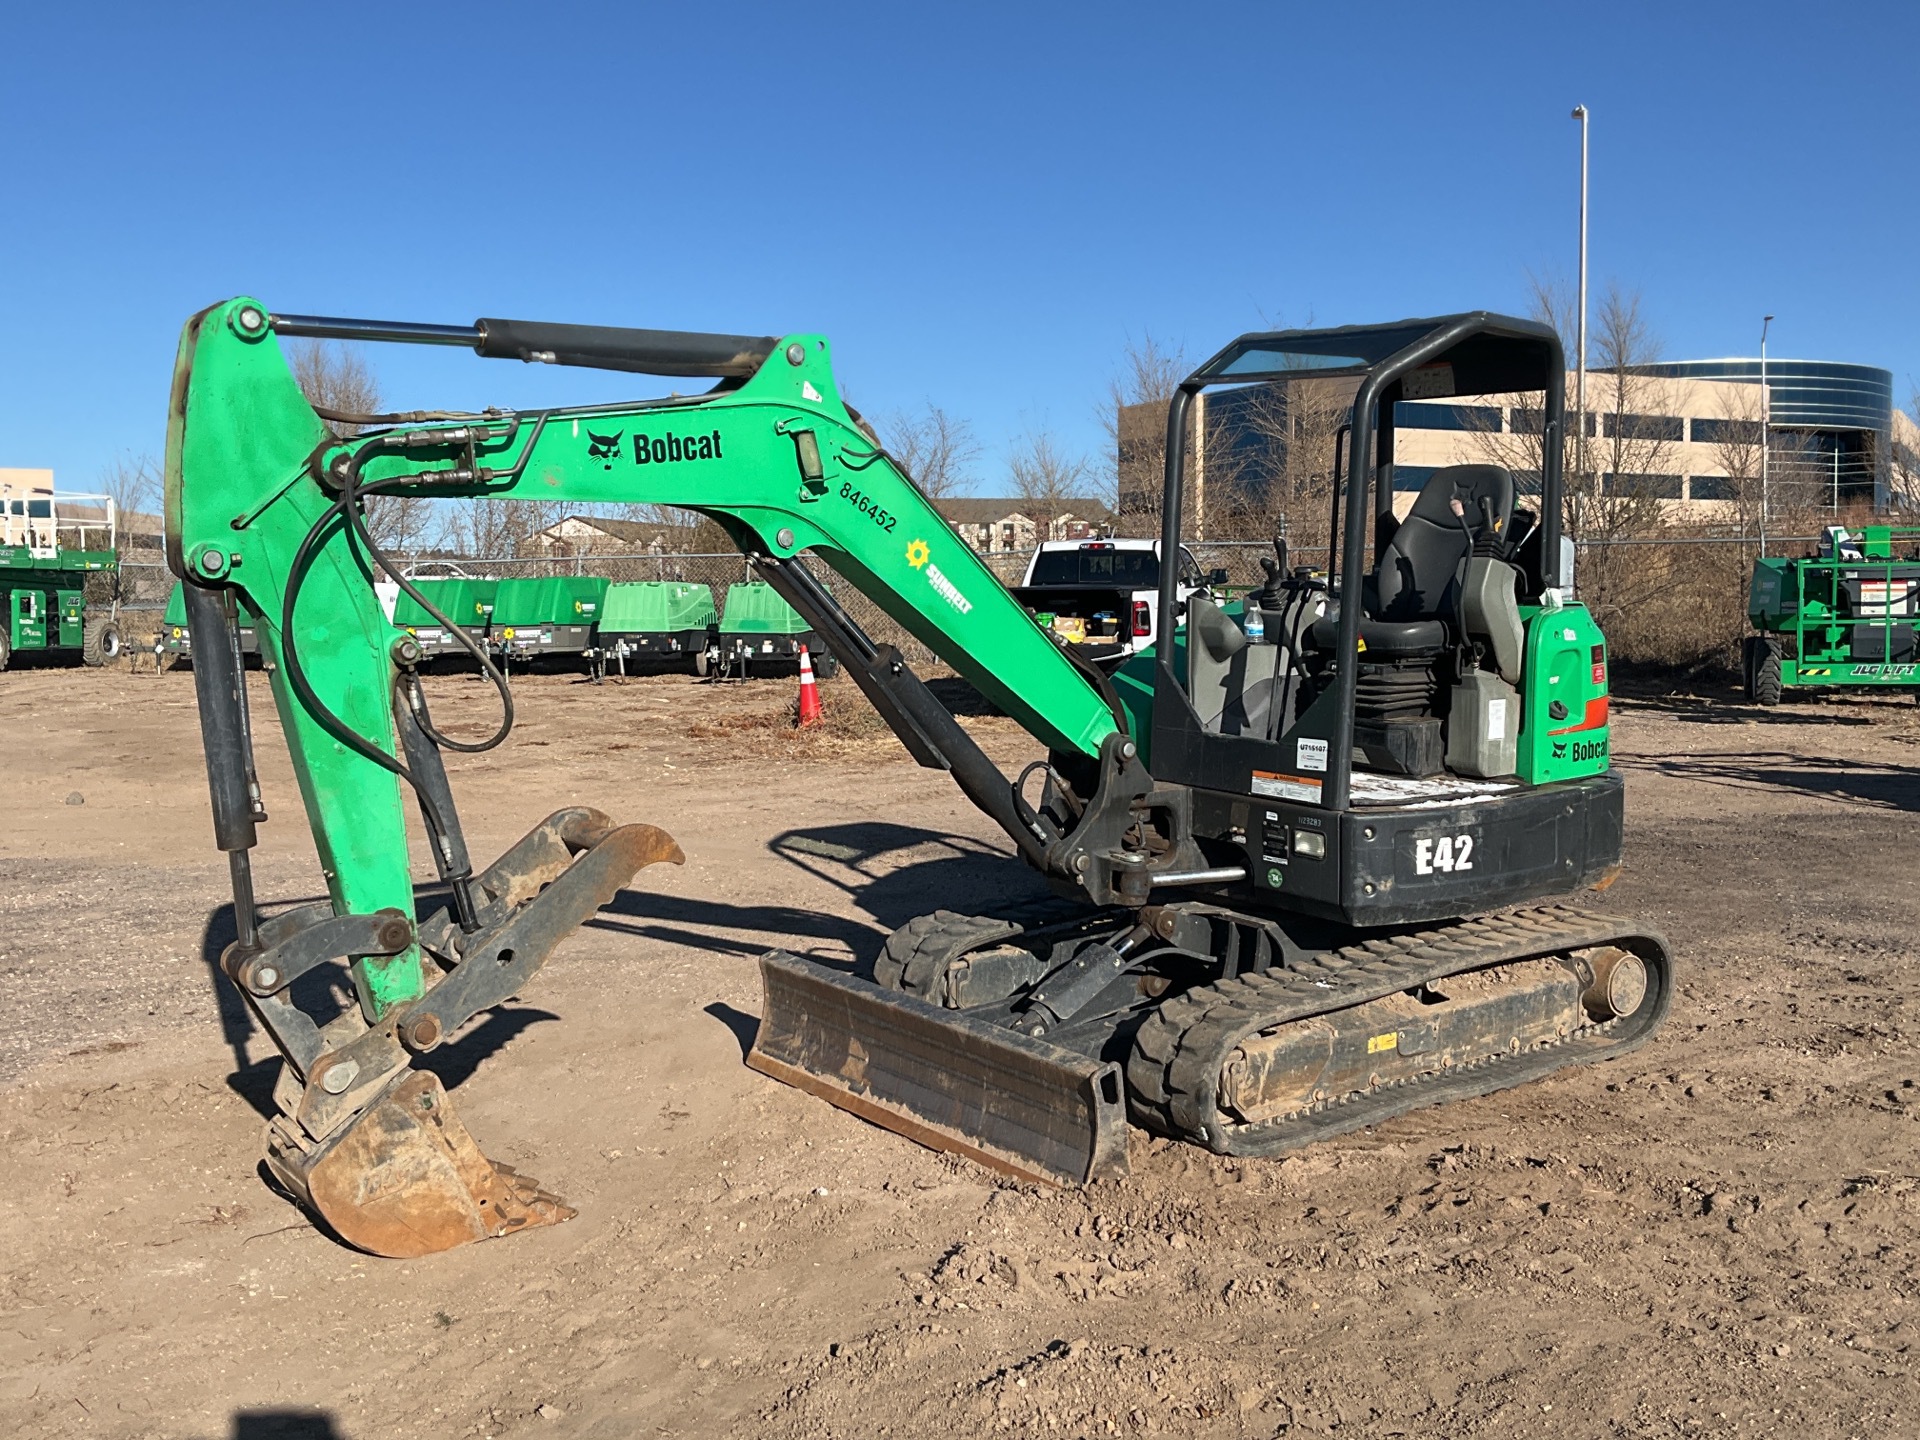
[168,300,1672,1257]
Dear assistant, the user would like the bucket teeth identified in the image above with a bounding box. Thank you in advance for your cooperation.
[277,1069,574,1259]
[466,1162,578,1240]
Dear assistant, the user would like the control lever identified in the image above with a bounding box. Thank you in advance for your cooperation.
[1475,496,1508,558]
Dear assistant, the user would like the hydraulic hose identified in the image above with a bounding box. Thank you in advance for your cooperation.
[275,442,519,897]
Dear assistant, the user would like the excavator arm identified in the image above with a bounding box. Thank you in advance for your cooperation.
[165,298,1156,1253]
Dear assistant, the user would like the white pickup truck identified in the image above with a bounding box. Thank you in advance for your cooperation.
[1009,538,1224,665]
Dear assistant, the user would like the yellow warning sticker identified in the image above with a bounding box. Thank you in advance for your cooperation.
[1367,1032,1398,1054]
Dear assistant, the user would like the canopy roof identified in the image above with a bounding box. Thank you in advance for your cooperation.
[1191,312,1562,398]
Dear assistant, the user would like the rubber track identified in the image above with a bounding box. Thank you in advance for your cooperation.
[873,912,1025,996]
[1126,905,1672,1156]
[873,898,1089,997]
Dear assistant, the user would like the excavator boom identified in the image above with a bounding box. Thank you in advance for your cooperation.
[166,298,1135,1251]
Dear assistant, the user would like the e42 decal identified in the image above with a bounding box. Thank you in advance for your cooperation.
[1413,834,1475,875]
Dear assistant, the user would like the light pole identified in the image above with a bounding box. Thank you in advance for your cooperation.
[1759,314,1773,556]
[1571,106,1589,500]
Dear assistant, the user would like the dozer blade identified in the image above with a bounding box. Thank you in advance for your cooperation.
[747,950,1130,1187]
[281,1070,575,1260]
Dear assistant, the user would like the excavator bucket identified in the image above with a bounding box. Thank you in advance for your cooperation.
[276,1070,574,1259]
[747,950,1130,1187]
[257,813,686,1258]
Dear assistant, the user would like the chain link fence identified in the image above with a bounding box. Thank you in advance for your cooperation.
[1568,531,1838,672]
[115,542,1312,666]
[114,530,1833,673]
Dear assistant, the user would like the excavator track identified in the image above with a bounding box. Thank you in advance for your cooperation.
[874,911,1031,995]
[872,900,1098,1000]
[1126,905,1672,1156]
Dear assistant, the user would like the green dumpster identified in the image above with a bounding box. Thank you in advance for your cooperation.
[597,582,718,674]
[491,576,608,662]
[159,580,259,665]
[391,578,497,660]
[716,580,835,676]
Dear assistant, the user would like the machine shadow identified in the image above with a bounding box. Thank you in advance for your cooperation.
[588,894,883,971]
[703,1002,760,1060]
[585,822,1046,979]
[924,673,1003,716]
[197,820,1039,1111]
[1619,693,1880,727]
[418,1008,562,1089]
[1613,750,1920,811]
[200,901,252,1071]
[767,820,1050,931]
[225,1409,344,1440]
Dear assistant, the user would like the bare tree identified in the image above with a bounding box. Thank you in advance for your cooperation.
[1579,284,1685,540]
[641,505,736,554]
[1470,277,1680,542]
[287,340,435,553]
[881,404,980,501]
[1892,388,1920,509]
[1704,382,1767,535]
[1469,274,1569,499]
[96,453,161,555]
[1204,375,1354,550]
[1103,334,1187,527]
[1103,333,1187,442]
[1008,429,1092,533]
[1764,430,1854,533]
[288,340,381,432]
[436,497,569,557]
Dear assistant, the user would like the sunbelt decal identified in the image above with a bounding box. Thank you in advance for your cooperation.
[906,538,973,616]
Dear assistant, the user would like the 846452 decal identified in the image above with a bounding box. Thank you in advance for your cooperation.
[837,481,897,533]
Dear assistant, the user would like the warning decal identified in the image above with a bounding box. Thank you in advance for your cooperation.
[1252,770,1323,804]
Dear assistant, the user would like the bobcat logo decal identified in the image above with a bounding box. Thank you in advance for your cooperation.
[586,429,624,469]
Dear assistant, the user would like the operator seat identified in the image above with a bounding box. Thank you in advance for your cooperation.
[1311,464,1515,657]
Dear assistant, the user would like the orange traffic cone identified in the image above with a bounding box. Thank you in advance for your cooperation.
[796,646,824,727]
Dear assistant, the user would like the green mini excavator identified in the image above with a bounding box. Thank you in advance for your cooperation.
[167,300,1672,1257]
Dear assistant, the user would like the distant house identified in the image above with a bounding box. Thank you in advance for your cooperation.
[935,497,1113,555]
[526,514,707,555]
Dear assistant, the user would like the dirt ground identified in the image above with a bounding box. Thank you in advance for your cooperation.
[3,661,1918,1439]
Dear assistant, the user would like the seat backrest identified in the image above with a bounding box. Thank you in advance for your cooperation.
[1373,464,1515,621]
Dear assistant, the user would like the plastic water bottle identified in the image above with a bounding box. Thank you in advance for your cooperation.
[1244,607,1265,644]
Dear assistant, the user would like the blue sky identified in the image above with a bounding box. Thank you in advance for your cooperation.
[4,1,1915,499]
